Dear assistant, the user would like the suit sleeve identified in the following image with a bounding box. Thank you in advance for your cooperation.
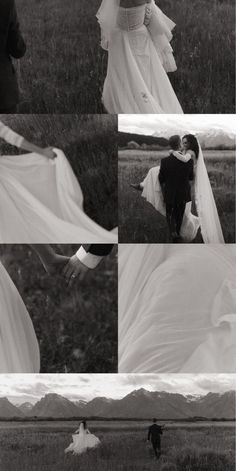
[7,0,26,59]
[189,160,194,181]
[148,426,151,440]
[76,244,114,269]
[158,160,166,184]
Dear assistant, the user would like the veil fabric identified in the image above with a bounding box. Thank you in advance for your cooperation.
[96,0,120,50]
[195,142,225,243]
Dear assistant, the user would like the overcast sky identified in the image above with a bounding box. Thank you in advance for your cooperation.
[118,114,236,136]
[1,374,235,405]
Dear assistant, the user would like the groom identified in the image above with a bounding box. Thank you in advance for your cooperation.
[0,0,26,113]
[63,244,114,286]
[159,135,194,242]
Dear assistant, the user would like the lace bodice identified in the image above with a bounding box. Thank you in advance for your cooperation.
[117,3,151,31]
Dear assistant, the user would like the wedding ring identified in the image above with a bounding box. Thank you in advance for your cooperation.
[71,274,76,279]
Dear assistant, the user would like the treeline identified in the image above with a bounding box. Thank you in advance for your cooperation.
[0,416,234,422]
[118,132,169,150]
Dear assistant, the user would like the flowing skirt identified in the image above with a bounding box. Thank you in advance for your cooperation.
[65,433,101,455]
[0,261,40,373]
[141,165,200,241]
[103,25,183,114]
[0,149,117,243]
[119,245,236,373]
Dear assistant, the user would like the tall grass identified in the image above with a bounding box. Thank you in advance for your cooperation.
[0,244,118,373]
[118,150,235,243]
[14,0,235,113]
[0,423,234,471]
[0,114,118,230]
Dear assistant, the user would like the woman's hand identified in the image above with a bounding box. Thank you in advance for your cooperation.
[41,147,57,159]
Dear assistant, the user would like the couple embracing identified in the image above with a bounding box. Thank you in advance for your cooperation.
[132,134,224,243]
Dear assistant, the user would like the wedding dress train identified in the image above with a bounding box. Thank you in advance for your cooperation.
[65,424,100,455]
[119,245,236,373]
[97,0,183,113]
[0,149,117,243]
[0,261,40,373]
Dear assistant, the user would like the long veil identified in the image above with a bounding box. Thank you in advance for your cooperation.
[195,142,225,243]
[96,0,120,50]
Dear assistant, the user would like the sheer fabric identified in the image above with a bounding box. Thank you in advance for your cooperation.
[65,423,101,455]
[0,261,40,373]
[0,121,24,147]
[195,144,225,243]
[119,245,236,373]
[0,149,117,243]
[97,1,183,113]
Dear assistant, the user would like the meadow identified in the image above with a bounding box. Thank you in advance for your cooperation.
[118,149,235,243]
[15,0,235,113]
[0,244,118,373]
[0,421,234,471]
[0,114,118,230]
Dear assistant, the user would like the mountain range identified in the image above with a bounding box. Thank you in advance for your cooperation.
[119,129,236,149]
[0,389,235,419]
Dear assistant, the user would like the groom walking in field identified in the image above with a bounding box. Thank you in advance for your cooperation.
[0,0,26,113]
[159,135,194,242]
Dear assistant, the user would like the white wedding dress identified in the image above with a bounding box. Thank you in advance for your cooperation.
[0,149,117,243]
[119,244,236,373]
[65,423,101,455]
[97,0,183,113]
[0,261,40,373]
[141,145,224,243]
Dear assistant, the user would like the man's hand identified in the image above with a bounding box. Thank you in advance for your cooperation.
[62,255,89,287]
[42,146,57,159]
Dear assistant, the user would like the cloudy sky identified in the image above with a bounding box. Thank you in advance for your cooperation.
[1,374,235,405]
[118,114,236,136]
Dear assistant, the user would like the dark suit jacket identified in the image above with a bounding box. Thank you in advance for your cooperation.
[81,245,114,257]
[148,424,163,442]
[159,153,194,206]
[0,0,26,109]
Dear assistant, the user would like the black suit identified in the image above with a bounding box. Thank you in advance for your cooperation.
[81,245,114,257]
[0,0,26,112]
[148,424,163,458]
[159,153,194,237]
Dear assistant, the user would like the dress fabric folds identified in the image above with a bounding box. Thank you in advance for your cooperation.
[0,149,117,243]
[119,245,236,373]
[99,1,183,113]
[0,261,40,373]
[65,429,100,455]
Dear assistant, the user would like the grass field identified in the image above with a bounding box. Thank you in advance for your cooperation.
[118,150,235,243]
[0,244,118,373]
[0,114,118,230]
[0,421,234,471]
[14,0,235,113]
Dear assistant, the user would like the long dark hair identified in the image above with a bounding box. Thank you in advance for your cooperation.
[183,134,199,159]
[82,420,87,429]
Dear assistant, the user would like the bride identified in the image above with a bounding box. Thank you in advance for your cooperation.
[65,421,101,455]
[0,121,117,243]
[96,0,183,113]
[133,134,224,243]
[119,244,236,373]
[0,245,69,373]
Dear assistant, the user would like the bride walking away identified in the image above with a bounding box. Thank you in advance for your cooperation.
[65,421,101,455]
[97,0,183,113]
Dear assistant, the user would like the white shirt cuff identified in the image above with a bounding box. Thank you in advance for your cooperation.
[76,247,103,269]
